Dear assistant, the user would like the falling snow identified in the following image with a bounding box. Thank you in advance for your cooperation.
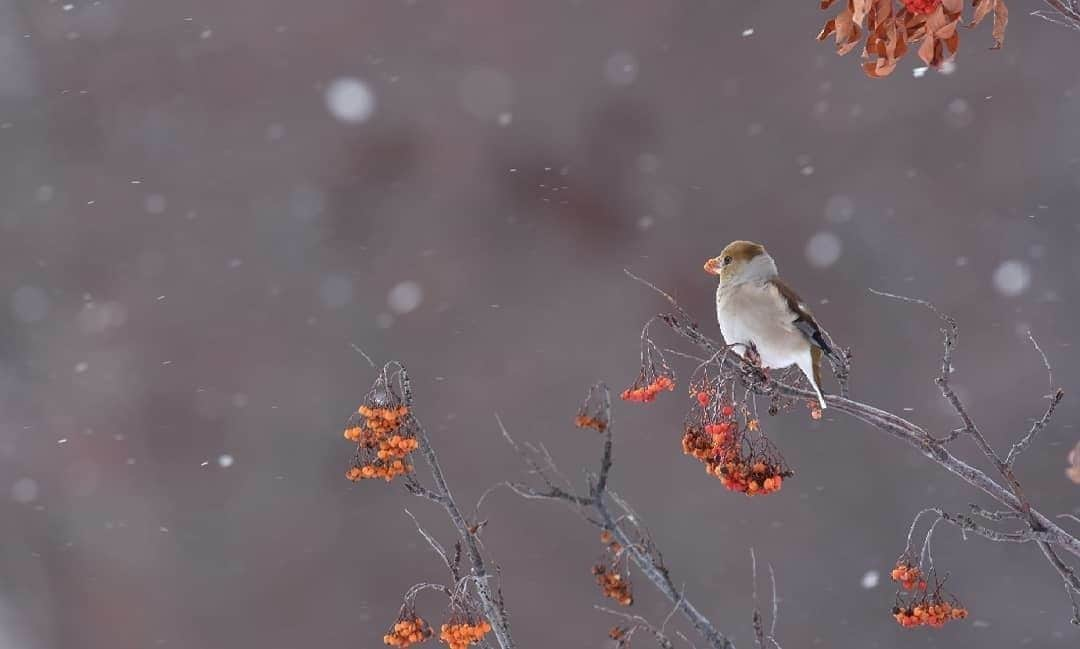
[805,232,842,268]
[325,78,376,124]
[993,260,1032,297]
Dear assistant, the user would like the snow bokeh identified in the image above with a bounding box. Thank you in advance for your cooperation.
[805,232,842,268]
[993,260,1031,297]
[387,281,423,314]
[325,78,376,124]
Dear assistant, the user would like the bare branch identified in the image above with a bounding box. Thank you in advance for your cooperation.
[348,342,376,368]
[412,414,516,647]
[970,504,1024,521]
[595,606,676,649]
[938,510,1060,544]
[404,508,455,576]
[768,564,779,641]
[1006,388,1065,466]
[751,549,765,649]
[1041,0,1080,30]
[503,413,736,649]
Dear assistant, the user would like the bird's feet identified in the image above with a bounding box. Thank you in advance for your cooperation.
[740,344,771,383]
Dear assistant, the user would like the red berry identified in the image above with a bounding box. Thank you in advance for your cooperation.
[902,0,940,14]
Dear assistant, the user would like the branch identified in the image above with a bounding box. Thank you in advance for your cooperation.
[412,418,516,647]
[1006,387,1065,466]
[631,278,1080,622]
[1039,0,1080,30]
[595,606,676,649]
[504,383,737,649]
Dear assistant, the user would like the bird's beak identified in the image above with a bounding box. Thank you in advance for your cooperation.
[703,257,722,275]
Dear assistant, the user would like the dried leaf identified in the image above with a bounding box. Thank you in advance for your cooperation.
[917,31,936,64]
[971,0,994,27]
[991,0,1008,49]
[852,0,871,25]
[942,0,963,12]
[945,30,959,54]
[818,18,838,41]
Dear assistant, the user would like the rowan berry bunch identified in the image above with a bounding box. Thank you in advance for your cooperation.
[342,365,420,482]
[891,574,968,629]
[709,450,790,496]
[593,563,634,606]
[902,0,940,14]
[621,339,675,403]
[574,383,611,432]
[439,615,492,649]
[890,557,928,592]
[383,609,433,648]
[593,530,634,606]
[681,383,792,496]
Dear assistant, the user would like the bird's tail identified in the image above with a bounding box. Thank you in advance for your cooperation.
[804,348,828,410]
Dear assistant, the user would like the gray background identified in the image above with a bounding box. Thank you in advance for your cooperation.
[1,1,1079,647]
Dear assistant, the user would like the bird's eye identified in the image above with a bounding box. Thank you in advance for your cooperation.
[723,256,733,266]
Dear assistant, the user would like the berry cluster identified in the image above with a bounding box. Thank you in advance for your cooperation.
[681,392,792,496]
[593,530,633,606]
[343,391,418,483]
[592,563,633,606]
[888,558,968,629]
[574,414,607,431]
[901,0,942,15]
[383,615,433,648]
[620,375,675,403]
[439,620,492,649]
[621,344,675,403]
[608,626,631,648]
[710,457,787,495]
[892,597,968,628]
[575,384,611,432]
[890,560,927,592]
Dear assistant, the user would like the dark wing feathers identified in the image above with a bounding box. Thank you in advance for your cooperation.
[767,278,835,359]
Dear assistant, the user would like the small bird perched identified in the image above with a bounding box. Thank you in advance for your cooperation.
[704,240,838,409]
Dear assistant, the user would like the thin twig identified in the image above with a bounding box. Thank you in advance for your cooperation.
[404,508,455,576]
[595,606,676,649]
[349,342,376,368]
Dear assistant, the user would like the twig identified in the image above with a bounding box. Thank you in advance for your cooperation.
[595,606,676,649]
[349,342,376,368]
[1040,0,1080,30]
[404,508,456,577]
[1006,387,1065,466]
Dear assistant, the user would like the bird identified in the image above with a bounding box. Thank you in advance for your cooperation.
[703,240,838,409]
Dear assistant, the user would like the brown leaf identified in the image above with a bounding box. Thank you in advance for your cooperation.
[991,0,1008,49]
[852,0,871,25]
[945,30,959,54]
[821,0,839,8]
[918,32,936,65]
[942,0,963,12]
[818,18,838,41]
[833,8,863,55]
[971,0,994,27]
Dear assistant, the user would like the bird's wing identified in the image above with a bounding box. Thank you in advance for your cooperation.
[766,278,835,358]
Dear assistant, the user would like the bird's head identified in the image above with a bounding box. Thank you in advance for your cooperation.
[704,240,777,286]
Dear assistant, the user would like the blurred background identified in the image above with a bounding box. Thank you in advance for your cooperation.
[2,1,1079,647]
